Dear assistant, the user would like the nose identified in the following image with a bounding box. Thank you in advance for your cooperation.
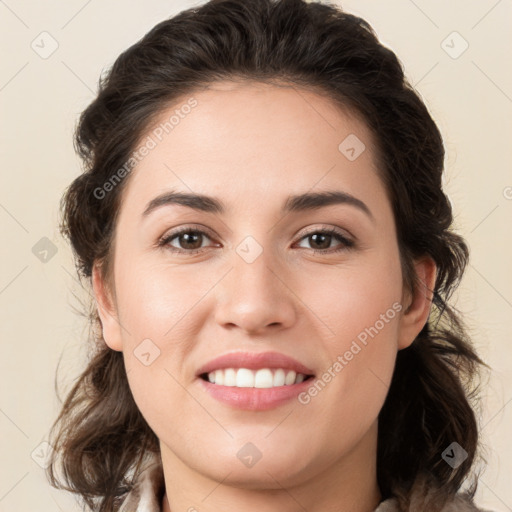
[214,247,297,335]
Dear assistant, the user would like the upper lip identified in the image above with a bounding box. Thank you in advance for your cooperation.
[196,351,315,377]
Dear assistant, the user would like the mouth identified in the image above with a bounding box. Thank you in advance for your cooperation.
[197,368,316,411]
[199,368,315,388]
[195,351,316,409]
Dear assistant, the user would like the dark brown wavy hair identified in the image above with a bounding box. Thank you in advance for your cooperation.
[47,0,489,511]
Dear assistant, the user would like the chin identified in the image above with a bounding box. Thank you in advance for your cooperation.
[198,438,316,487]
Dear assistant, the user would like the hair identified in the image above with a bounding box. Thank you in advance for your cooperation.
[47,0,489,511]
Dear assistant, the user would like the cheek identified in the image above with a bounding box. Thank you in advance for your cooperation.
[114,260,222,426]
[300,246,403,345]
[299,248,403,423]
[299,301,400,456]
[114,258,215,342]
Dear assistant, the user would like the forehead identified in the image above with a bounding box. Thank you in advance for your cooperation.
[120,80,386,215]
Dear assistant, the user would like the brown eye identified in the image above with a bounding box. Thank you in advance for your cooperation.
[308,232,333,250]
[159,228,214,254]
[296,228,354,253]
[174,231,204,250]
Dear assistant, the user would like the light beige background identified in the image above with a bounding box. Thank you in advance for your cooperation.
[1,1,511,511]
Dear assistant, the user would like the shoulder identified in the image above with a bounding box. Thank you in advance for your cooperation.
[375,495,493,512]
[118,453,165,512]
[375,474,495,512]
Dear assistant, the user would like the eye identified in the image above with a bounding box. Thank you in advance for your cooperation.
[158,227,217,254]
[295,228,355,253]
[158,226,355,255]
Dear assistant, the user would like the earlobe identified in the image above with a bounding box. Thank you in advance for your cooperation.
[91,262,123,352]
[397,257,437,351]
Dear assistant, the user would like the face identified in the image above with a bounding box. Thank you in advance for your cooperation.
[93,80,433,489]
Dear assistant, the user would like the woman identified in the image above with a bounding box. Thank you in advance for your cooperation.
[47,0,491,511]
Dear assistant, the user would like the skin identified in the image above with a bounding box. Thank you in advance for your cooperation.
[92,80,436,512]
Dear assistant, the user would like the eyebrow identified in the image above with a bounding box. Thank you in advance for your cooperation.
[142,189,374,221]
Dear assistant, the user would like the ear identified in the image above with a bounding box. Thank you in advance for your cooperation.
[397,256,437,351]
[91,262,123,351]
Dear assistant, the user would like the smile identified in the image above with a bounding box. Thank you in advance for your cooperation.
[200,367,314,388]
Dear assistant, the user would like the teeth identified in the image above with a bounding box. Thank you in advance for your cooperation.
[214,369,224,386]
[236,368,254,387]
[223,368,236,386]
[254,368,273,388]
[284,370,296,385]
[273,368,285,386]
[206,368,308,388]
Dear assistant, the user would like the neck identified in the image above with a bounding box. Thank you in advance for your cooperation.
[161,420,382,512]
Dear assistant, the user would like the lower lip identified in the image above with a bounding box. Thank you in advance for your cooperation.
[198,376,315,411]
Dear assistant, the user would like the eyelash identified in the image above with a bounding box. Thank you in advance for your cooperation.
[157,226,355,255]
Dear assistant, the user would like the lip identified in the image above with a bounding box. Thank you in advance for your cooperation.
[198,376,314,411]
[195,350,315,377]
